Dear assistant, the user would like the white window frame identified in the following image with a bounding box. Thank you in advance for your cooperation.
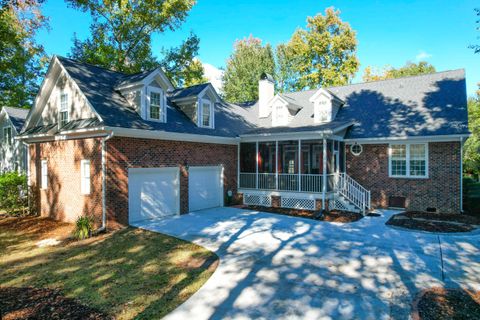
[80,160,91,195]
[146,86,166,122]
[59,92,69,127]
[388,143,429,179]
[198,98,214,128]
[41,160,48,189]
[3,125,12,145]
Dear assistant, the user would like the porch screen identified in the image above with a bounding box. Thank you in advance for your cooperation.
[240,143,256,172]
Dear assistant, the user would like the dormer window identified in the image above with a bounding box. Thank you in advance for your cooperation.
[276,105,285,123]
[147,87,166,122]
[59,92,69,127]
[199,99,214,128]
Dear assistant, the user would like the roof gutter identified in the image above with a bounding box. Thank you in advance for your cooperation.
[96,130,114,233]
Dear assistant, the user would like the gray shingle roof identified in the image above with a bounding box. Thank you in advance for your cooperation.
[243,70,469,139]
[3,106,29,133]
[56,56,255,138]
[54,57,468,140]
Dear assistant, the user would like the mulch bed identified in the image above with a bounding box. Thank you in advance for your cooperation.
[386,211,478,233]
[414,287,480,320]
[0,287,111,320]
[245,205,363,223]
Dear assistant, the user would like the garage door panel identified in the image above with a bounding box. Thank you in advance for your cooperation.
[129,168,179,223]
[189,166,223,212]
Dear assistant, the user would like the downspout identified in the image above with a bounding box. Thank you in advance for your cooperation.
[460,137,464,213]
[322,137,327,210]
[97,131,114,232]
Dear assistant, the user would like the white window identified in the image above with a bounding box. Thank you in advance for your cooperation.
[389,143,428,178]
[3,126,12,145]
[314,99,330,123]
[59,93,69,127]
[81,160,91,195]
[147,87,165,122]
[276,105,285,123]
[41,160,48,189]
[198,99,214,128]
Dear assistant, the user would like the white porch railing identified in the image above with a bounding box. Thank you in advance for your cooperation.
[335,172,371,214]
[239,172,338,193]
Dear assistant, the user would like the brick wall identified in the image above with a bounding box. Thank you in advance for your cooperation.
[29,138,103,224]
[346,142,461,213]
[106,137,238,227]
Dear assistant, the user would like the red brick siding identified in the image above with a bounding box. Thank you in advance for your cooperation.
[29,138,103,224]
[346,142,461,213]
[106,137,238,227]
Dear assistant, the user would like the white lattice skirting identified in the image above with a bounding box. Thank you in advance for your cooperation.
[281,197,316,210]
[243,194,272,207]
[331,198,349,211]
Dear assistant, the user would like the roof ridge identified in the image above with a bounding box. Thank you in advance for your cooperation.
[3,106,29,111]
[326,68,465,90]
[55,55,128,76]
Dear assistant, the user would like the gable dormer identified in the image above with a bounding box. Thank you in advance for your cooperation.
[309,89,344,123]
[169,83,220,129]
[116,68,174,123]
[270,95,302,127]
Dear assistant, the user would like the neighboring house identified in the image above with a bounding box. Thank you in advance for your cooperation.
[18,56,469,229]
[0,106,29,173]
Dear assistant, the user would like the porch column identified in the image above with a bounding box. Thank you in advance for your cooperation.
[275,140,278,190]
[298,139,301,192]
[322,138,327,210]
[255,141,259,189]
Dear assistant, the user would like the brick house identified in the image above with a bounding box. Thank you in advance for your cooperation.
[18,56,469,229]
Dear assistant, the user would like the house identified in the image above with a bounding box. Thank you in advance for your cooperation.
[17,56,469,229]
[0,106,29,173]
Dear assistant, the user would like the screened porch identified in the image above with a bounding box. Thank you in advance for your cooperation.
[238,139,345,193]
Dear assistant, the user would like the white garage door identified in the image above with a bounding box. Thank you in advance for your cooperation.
[189,166,223,212]
[128,167,180,223]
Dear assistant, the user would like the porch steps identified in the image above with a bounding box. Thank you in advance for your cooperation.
[332,193,362,213]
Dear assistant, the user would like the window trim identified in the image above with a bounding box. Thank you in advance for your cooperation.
[80,159,91,195]
[388,143,429,179]
[3,125,12,145]
[198,98,214,128]
[59,92,69,127]
[41,160,48,189]
[146,86,166,122]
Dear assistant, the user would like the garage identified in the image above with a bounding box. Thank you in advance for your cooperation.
[189,166,224,212]
[128,167,180,223]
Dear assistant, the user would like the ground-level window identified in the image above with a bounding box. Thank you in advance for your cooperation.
[81,160,91,195]
[41,160,48,189]
[3,126,12,145]
[389,143,427,178]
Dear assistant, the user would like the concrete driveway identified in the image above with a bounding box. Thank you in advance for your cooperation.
[133,207,480,320]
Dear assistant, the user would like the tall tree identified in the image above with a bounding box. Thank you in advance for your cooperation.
[362,61,436,82]
[67,0,196,74]
[464,86,480,175]
[222,36,275,103]
[0,0,48,108]
[276,7,359,92]
[159,33,207,87]
[470,8,480,53]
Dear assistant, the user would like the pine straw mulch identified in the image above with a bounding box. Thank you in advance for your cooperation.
[245,205,363,223]
[414,287,480,320]
[386,211,479,233]
[0,287,111,320]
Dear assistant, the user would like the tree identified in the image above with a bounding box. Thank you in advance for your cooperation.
[0,0,49,108]
[276,7,359,92]
[464,86,480,175]
[159,33,208,87]
[222,36,275,103]
[470,8,480,54]
[67,0,196,74]
[362,61,436,82]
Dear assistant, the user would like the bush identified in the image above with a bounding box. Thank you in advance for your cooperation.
[0,172,28,215]
[463,177,480,216]
[73,216,94,240]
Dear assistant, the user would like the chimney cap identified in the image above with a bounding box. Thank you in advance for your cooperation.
[260,73,274,83]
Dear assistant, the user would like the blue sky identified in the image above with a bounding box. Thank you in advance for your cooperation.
[37,0,479,96]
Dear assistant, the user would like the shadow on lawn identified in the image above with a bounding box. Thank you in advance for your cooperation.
[0,226,218,320]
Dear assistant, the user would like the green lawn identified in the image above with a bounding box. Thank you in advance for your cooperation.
[0,216,218,319]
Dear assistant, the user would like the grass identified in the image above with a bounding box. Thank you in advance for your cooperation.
[0,215,218,319]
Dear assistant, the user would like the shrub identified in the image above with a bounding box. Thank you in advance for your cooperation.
[463,177,480,216]
[73,216,94,240]
[0,172,28,215]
